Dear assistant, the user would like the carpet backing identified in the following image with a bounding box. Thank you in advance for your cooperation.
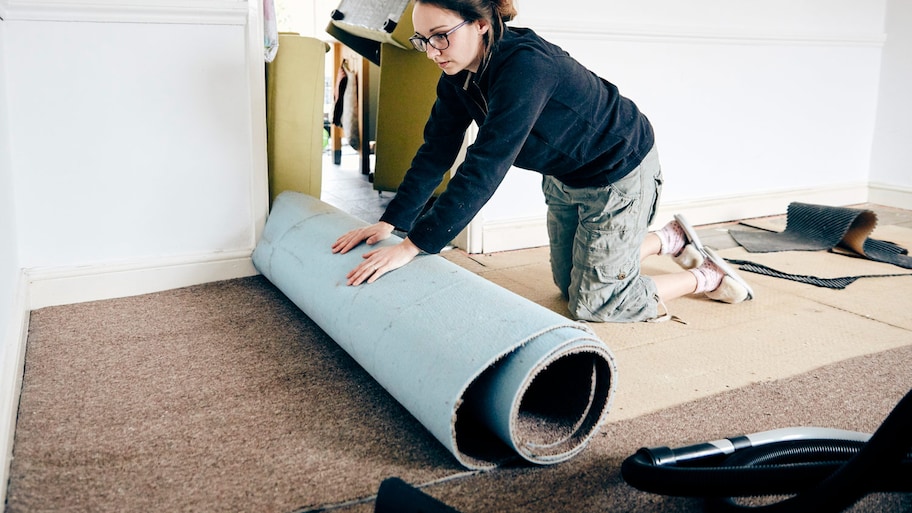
[251,192,617,468]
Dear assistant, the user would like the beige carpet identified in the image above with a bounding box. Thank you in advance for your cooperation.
[6,214,912,513]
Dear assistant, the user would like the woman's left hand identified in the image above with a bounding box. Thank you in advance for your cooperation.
[346,238,421,286]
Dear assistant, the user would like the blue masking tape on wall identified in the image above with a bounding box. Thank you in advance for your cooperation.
[252,192,618,469]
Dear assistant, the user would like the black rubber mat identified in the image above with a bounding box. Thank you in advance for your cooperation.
[730,202,912,269]
[726,258,912,290]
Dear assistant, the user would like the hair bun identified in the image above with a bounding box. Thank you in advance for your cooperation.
[494,0,517,22]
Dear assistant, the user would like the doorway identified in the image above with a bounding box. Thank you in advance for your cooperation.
[267,0,483,251]
[320,145,392,224]
[273,0,385,223]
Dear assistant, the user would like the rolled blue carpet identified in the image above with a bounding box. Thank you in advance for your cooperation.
[252,192,618,469]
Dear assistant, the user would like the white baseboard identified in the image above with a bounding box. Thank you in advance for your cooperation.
[868,182,912,210]
[27,250,259,310]
[653,182,871,228]
[1,271,30,507]
[466,183,873,254]
[479,217,550,254]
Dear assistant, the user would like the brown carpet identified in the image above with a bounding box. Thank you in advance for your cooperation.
[6,216,912,512]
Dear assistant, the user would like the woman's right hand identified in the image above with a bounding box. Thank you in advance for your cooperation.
[331,221,395,255]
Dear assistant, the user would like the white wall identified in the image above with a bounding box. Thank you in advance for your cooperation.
[0,14,29,506]
[8,21,255,268]
[3,2,266,308]
[870,0,912,200]
[0,16,19,385]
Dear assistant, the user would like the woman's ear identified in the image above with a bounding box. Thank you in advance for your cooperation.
[476,18,490,36]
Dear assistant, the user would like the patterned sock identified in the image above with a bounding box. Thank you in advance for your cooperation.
[657,220,687,256]
[690,259,724,293]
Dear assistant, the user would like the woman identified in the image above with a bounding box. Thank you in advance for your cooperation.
[332,0,753,322]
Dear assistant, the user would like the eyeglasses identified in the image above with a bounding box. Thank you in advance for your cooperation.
[409,20,470,52]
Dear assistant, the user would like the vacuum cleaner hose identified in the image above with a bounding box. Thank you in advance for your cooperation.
[621,388,912,512]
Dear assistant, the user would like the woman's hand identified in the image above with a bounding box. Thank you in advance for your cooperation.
[344,238,421,286]
[331,221,395,255]
[331,222,421,285]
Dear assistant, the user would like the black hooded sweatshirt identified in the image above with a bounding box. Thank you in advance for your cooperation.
[380,26,655,254]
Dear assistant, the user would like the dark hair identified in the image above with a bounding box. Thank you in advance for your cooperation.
[415,0,517,48]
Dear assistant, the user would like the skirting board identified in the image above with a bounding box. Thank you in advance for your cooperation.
[652,183,872,229]
[26,250,259,311]
[460,182,905,254]
[478,217,550,255]
[869,182,912,210]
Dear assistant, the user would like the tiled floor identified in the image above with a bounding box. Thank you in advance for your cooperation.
[320,147,390,223]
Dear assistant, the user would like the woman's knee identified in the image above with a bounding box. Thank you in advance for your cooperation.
[568,274,658,322]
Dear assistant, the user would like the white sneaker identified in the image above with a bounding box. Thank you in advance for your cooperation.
[701,247,754,304]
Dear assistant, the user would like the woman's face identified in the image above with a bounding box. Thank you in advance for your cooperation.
[412,2,489,74]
